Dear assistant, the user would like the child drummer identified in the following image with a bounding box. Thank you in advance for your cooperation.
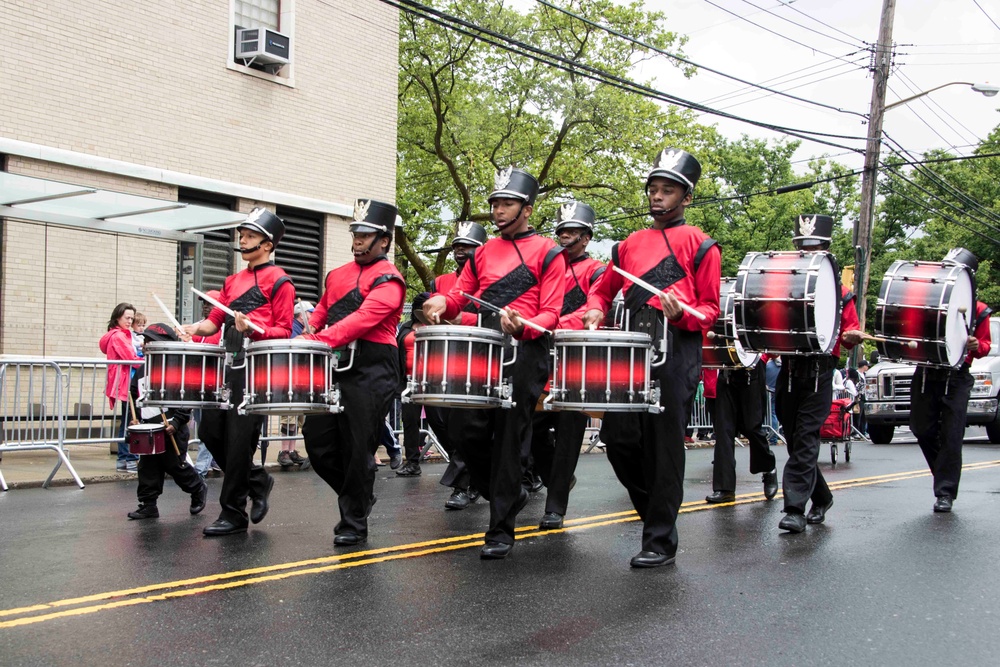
[127,323,208,520]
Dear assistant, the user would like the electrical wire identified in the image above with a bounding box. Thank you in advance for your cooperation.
[779,0,867,44]
[972,0,1000,33]
[882,182,1000,248]
[702,58,866,107]
[734,0,865,48]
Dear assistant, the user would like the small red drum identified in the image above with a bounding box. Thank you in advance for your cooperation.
[703,278,761,369]
[143,342,226,409]
[734,251,841,356]
[548,330,659,413]
[875,260,974,368]
[244,339,340,415]
[405,326,508,408]
[126,423,166,456]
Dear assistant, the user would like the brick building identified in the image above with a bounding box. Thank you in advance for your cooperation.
[0,0,398,356]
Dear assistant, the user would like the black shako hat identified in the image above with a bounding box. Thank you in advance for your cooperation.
[554,200,596,235]
[451,221,488,247]
[237,208,285,248]
[349,198,397,237]
[943,247,979,273]
[488,167,539,205]
[646,147,702,193]
[143,322,179,343]
[792,214,834,250]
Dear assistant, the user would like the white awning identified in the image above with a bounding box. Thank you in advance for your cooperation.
[0,173,247,242]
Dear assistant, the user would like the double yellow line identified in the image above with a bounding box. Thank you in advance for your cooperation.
[2,460,998,630]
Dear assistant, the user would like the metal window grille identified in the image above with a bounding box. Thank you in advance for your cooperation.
[275,206,323,304]
[235,0,280,30]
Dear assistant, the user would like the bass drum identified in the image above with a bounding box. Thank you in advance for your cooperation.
[875,260,974,368]
[734,251,841,356]
[702,278,760,369]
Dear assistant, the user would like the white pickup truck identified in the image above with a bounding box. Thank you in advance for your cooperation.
[863,318,1000,444]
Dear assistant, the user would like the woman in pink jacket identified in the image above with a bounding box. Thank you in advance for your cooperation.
[100,302,141,472]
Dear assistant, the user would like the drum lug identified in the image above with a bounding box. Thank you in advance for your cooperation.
[329,384,342,412]
[401,384,413,404]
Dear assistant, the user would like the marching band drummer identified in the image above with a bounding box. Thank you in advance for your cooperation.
[775,214,864,534]
[529,200,605,530]
[423,167,566,560]
[582,147,721,568]
[298,199,405,547]
[910,248,991,513]
[181,208,293,536]
[424,222,489,509]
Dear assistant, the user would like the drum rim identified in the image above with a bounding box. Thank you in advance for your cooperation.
[414,325,505,342]
[144,341,225,353]
[246,339,335,353]
[127,423,164,432]
[553,330,653,344]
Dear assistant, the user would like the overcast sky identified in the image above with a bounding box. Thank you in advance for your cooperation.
[634,0,1000,172]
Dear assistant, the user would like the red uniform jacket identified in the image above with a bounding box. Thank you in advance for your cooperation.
[558,254,606,331]
[304,256,405,348]
[441,230,566,340]
[833,285,861,359]
[965,301,993,365]
[431,269,479,326]
[587,223,721,332]
[207,262,294,341]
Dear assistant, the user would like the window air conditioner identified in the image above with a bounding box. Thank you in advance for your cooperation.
[236,27,290,67]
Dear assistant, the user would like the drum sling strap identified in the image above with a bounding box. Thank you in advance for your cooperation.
[223,271,293,362]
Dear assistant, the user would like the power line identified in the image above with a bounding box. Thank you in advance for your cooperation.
[702,58,866,108]
[716,62,868,112]
[895,70,980,148]
[779,1,867,44]
[971,0,1000,32]
[536,0,867,118]
[884,163,1000,236]
[734,0,865,48]
[882,182,1000,248]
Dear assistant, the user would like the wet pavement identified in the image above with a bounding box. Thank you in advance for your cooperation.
[2,436,1000,666]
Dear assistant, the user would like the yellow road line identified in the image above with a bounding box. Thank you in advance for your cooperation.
[2,460,998,630]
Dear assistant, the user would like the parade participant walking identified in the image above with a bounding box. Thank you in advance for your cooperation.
[127,323,208,520]
[529,200,605,530]
[775,215,863,533]
[910,248,992,513]
[181,208,293,536]
[583,148,721,568]
[299,199,405,546]
[423,167,566,560]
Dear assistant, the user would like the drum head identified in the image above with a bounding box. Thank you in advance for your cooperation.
[813,255,839,354]
[945,267,974,366]
[127,423,163,434]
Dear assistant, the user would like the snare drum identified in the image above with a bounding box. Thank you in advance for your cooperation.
[405,326,508,408]
[734,251,841,355]
[875,260,974,368]
[244,339,340,415]
[548,330,659,413]
[703,278,761,369]
[126,423,167,456]
[143,342,226,409]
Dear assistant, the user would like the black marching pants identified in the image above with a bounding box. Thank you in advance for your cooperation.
[776,363,834,514]
[909,365,973,499]
[600,328,702,557]
[711,364,777,492]
[530,410,589,516]
[450,337,550,545]
[401,402,424,465]
[426,406,471,491]
[199,373,271,526]
[136,422,203,504]
[302,342,399,538]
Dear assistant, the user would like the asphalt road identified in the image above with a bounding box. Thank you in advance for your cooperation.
[2,436,999,667]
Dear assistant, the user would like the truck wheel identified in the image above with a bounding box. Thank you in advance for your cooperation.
[986,419,1000,444]
[868,424,894,445]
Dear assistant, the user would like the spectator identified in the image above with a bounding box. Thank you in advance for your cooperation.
[856,359,870,435]
[764,354,782,446]
[132,312,147,358]
[292,300,315,338]
[100,302,143,472]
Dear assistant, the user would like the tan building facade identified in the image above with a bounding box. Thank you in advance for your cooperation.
[0,0,398,356]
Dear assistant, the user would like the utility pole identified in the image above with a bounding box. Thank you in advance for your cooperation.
[852,0,896,361]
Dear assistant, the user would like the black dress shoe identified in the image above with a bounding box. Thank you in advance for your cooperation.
[389,453,403,470]
[480,541,513,560]
[933,495,954,513]
[333,532,367,546]
[127,504,159,520]
[762,471,779,500]
[539,512,564,530]
[469,487,481,503]
[778,512,807,533]
[250,474,275,524]
[396,461,421,477]
[705,491,736,504]
[806,498,834,524]
[445,489,471,510]
[514,488,529,516]
[203,518,248,536]
[629,551,676,568]
[190,482,208,515]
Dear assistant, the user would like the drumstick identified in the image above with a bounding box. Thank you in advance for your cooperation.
[192,287,266,335]
[459,292,552,335]
[159,412,182,456]
[861,333,918,348]
[612,266,706,321]
[706,331,737,341]
[151,293,184,333]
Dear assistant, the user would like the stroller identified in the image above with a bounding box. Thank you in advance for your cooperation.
[820,397,856,466]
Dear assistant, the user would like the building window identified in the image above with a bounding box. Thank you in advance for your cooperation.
[235,0,280,30]
[275,206,323,304]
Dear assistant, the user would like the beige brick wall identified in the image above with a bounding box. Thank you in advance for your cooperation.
[0,0,398,203]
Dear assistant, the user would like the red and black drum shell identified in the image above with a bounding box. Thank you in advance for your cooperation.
[550,330,652,412]
[144,342,225,407]
[410,326,504,407]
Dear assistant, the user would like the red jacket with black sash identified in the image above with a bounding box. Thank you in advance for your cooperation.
[206,262,294,341]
